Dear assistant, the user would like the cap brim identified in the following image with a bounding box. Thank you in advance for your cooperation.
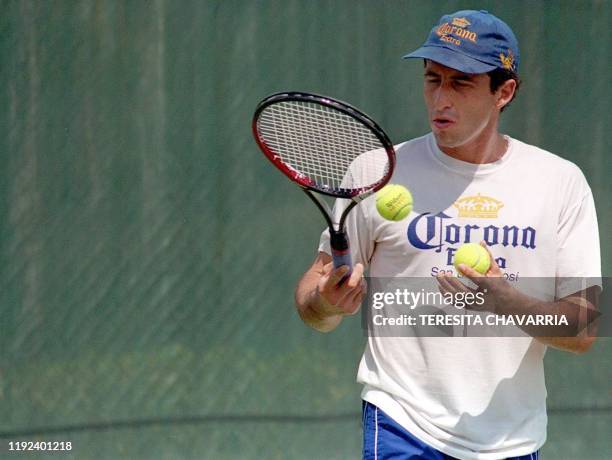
[403,46,497,74]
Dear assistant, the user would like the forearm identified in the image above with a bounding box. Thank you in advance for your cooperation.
[492,285,597,353]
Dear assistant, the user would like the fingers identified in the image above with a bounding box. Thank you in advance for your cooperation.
[436,274,454,295]
[478,241,502,275]
[457,263,482,281]
[326,264,350,286]
[346,263,364,288]
[436,271,475,294]
[318,262,366,315]
[345,278,368,315]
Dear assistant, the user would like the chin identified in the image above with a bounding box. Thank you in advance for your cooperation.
[432,131,459,148]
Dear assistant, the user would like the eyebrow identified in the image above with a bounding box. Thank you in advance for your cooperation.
[424,70,475,81]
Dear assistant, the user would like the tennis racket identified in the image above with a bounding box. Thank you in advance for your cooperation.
[252,92,396,274]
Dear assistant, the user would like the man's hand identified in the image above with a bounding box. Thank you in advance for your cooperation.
[316,262,367,317]
[436,241,512,313]
[295,252,367,332]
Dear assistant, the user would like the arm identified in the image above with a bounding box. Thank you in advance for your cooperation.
[473,281,598,354]
[438,242,600,354]
[295,252,367,333]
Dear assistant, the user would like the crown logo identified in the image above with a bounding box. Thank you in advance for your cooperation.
[451,17,471,28]
[453,194,504,218]
[499,50,515,70]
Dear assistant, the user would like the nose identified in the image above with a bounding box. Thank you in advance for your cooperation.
[432,83,453,112]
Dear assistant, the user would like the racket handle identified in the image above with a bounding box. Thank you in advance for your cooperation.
[330,231,352,272]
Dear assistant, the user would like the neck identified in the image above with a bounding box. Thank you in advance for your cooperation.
[438,124,508,164]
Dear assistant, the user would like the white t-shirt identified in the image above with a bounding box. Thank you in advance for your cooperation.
[318,133,601,459]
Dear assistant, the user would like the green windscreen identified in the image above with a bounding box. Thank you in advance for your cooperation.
[1,1,610,459]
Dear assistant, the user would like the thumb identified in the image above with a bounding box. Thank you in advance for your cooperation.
[479,241,502,275]
[328,265,350,285]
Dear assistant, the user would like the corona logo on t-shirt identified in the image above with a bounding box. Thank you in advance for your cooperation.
[406,192,537,265]
[453,193,504,218]
[435,18,477,46]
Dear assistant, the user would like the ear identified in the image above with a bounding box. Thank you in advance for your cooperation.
[496,79,517,110]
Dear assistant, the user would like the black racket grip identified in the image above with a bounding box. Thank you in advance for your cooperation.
[330,231,352,279]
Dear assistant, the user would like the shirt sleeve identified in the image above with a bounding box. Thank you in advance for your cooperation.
[555,172,602,298]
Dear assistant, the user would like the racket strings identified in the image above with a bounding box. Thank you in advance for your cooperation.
[257,101,390,192]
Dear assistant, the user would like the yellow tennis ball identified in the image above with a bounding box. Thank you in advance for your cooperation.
[454,243,491,275]
[376,184,413,221]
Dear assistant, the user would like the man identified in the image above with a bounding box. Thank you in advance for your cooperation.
[295,9,601,460]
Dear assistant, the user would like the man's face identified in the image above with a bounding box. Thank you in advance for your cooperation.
[423,60,499,150]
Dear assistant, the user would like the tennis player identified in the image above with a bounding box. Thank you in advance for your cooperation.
[295,10,601,460]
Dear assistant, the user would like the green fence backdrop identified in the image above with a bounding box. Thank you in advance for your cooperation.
[0,1,610,459]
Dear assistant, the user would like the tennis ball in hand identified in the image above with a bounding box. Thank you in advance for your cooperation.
[453,243,491,275]
[376,184,413,221]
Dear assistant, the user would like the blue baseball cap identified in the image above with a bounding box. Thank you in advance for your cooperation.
[403,10,520,74]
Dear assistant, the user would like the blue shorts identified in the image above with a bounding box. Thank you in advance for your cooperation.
[362,401,540,460]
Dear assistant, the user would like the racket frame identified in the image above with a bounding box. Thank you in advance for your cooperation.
[252,91,396,270]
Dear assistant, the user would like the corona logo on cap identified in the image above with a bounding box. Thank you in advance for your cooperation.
[435,19,478,46]
[453,193,504,218]
[499,49,515,70]
[451,17,471,28]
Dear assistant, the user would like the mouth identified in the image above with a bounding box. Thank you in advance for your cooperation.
[432,117,455,130]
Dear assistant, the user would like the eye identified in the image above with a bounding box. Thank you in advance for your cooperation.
[453,80,473,89]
